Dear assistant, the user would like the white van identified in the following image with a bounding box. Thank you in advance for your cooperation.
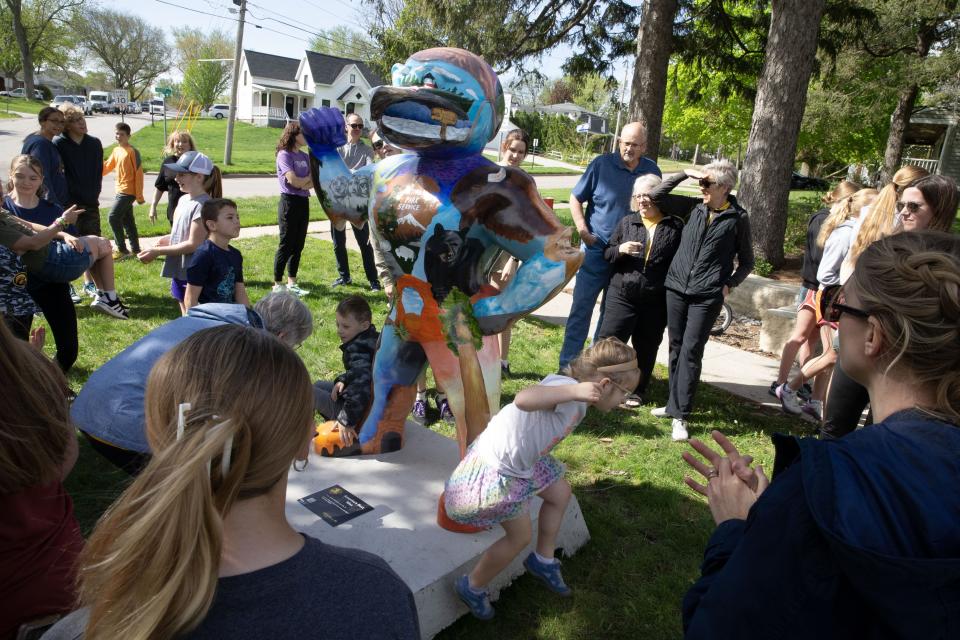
[149,99,165,115]
[88,91,112,113]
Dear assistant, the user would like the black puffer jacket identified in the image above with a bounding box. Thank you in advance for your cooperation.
[333,325,380,428]
[664,196,754,299]
[603,213,684,295]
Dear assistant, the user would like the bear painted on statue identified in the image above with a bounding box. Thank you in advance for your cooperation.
[299,47,582,462]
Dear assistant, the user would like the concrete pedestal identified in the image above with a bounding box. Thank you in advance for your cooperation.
[285,421,591,639]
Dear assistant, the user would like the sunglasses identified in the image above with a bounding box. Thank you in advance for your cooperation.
[349,123,363,130]
[819,285,870,323]
[372,139,384,150]
[896,200,923,215]
[698,177,716,189]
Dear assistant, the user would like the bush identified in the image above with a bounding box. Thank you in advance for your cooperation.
[753,258,774,277]
[512,111,608,159]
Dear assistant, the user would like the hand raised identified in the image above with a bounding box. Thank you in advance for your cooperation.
[571,381,604,404]
[682,430,762,496]
[299,107,347,149]
[60,205,80,225]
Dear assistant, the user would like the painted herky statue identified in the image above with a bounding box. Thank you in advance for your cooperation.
[301,48,581,501]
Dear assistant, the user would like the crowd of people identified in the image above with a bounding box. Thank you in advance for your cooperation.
[1,102,959,639]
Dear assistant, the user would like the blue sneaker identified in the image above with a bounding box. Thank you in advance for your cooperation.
[523,552,572,596]
[455,575,494,620]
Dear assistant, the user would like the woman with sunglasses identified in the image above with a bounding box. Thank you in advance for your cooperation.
[820,174,958,439]
[651,159,754,441]
[681,230,960,638]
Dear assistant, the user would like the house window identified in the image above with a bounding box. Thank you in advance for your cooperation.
[355,92,361,100]
[260,93,267,107]
[350,73,356,84]
[321,99,330,107]
[346,102,355,114]
[301,98,307,108]
[303,75,307,90]
[243,70,247,86]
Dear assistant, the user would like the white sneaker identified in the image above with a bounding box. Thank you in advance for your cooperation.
[91,295,129,320]
[777,383,803,415]
[671,418,689,441]
[651,406,668,418]
[272,283,287,293]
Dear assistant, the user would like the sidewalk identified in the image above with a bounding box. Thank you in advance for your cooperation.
[139,218,784,415]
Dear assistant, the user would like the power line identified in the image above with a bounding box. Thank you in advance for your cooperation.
[245,1,379,58]
[153,0,314,44]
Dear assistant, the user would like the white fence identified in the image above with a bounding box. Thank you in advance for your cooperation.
[901,157,940,173]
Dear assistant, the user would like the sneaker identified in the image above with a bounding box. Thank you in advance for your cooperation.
[272,283,287,293]
[112,249,130,260]
[454,575,494,620]
[501,361,511,377]
[369,280,382,291]
[69,284,82,304]
[768,381,780,397]
[651,406,669,418]
[437,396,454,422]
[802,399,823,421]
[523,552,572,597]
[286,283,310,297]
[91,295,129,320]
[331,276,352,287]
[777,383,803,415]
[621,393,642,409]
[671,418,689,441]
[798,383,814,402]
[412,398,427,421]
[83,282,98,298]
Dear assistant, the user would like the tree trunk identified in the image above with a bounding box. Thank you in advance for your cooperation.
[738,0,826,268]
[6,0,35,98]
[629,0,679,161]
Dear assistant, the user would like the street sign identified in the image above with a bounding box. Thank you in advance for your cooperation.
[575,123,590,134]
[155,87,173,97]
[533,138,539,147]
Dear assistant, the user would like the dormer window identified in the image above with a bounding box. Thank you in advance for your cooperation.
[350,73,356,84]
[243,70,247,86]
[303,75,307,90]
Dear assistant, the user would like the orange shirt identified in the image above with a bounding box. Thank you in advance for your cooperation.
[102,145,145,203]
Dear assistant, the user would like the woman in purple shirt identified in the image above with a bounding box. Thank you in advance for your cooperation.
[273,122,312,297]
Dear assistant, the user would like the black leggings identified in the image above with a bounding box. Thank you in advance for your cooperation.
[28,281,78,372]
[597,284,668,395]
[3,313,32,340]
[333,222,379,284]
[665,290,724,420]
[274,193,310,281]
[820,363,870,439]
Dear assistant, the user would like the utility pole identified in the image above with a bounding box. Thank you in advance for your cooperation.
[610,64,630,153]
[224,0,247,165]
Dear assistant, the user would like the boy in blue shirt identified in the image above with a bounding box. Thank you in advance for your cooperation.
[185,198,249,310]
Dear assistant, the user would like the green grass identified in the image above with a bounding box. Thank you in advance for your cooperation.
[0,96,48,114]
[54,233,811,639]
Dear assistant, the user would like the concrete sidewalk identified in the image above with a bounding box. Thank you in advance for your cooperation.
[139,218,784,416]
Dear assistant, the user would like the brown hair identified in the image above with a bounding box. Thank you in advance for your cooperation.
[115,122,131,135]
[77,326,314,639]
[163,130,197,157]
[822,180,861,206]
[276,121,302,154]
[200,197,238,232]
[0,319,72,493]
[852,230,960,422]
[910,175,959,232]
[61,104,85,124]
[7,154,46,199]
[848,165,929,264]
[204,166,223,199]
[564,336,638,388]
[37,106,59,123]
[500,129,529,154]
[336,294,372,324]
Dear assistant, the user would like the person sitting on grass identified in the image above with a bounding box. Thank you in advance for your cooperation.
[313,295,380,450]
[43,325,421,640]
[1,155,128,320]
[138,151,221,315]
[101,122,144,258]
[184,198,248,310]
[445,337,639,620]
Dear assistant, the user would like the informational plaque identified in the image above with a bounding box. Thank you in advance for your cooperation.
[298,485,373,527]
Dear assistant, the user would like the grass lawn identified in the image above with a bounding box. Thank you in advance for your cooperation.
[1,97,48,115]
[54,233,810,639]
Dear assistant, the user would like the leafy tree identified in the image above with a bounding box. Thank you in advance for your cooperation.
[660,63,753,152]
[173,27,233,110]
[74,6,170,101]
[3,0,84,97]
[540,78,576,105]
[308,26,379,63]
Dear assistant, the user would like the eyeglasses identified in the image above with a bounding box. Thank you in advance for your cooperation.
[45,118,65,124]
[608,378,634,396]
[349,123,363,130]
[372,139,384,150]
[896,200,923,215]
[819,285,870,323]
[698,177,716,189]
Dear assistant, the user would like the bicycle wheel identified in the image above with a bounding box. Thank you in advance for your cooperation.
[710,302,733,335]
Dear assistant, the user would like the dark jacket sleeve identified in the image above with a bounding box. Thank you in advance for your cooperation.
[334,330,378,427]
[726,213,755,288]
[604,215,629,263]
[155,156,175,191]
[649,171,700,220]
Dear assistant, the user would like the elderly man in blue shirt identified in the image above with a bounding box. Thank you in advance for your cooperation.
[559,121,661,369]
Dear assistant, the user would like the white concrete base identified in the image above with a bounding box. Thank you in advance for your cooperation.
[285,421,591,639]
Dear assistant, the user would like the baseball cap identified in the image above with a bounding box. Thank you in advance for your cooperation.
[163,150,213,176]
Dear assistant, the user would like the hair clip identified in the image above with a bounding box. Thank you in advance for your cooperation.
[176,402,191,441]
[597,361,639,373]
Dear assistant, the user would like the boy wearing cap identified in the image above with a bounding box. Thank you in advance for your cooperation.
[102,122,145,258]
[137,150,214,315]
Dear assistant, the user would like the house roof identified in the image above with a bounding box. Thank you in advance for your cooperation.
[244,50,301,82]
[304,50,384,88]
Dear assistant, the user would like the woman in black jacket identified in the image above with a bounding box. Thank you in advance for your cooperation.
[652,160,754,441]
[598,173,684,405]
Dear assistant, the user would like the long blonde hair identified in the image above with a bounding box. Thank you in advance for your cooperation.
[163,130,197,157]
[817,188,878,249]
[77,326,314,640]
[822,180,861,206]
[6,154,46,199]
[848,165,929,264]
[565,337,638,388]
[0,320,72,493]
[853,230,960,422]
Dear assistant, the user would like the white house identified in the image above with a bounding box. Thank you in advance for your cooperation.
[236,49,385,128]
[512,101,610,135]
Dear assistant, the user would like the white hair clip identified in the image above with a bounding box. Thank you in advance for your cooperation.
[176,402,191,441]
[488,167,506,183]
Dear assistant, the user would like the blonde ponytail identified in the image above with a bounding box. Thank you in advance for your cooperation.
[77,326,313,639]
[817,188,877,249]
[847,165,928,265]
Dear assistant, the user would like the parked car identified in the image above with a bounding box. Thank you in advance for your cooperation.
[790,172,829,191]
[73,96,92,115]
[50,95,80,109]
[206,104,230,119]
[125,101,142,114]
[149,99,166,115]
[5,87,44,100]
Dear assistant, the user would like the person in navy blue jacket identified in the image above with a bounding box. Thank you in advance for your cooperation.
[680,230,960,639]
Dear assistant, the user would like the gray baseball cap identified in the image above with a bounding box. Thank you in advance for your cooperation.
[163,150,213,176]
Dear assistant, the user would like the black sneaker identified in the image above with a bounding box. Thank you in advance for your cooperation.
[92,295,129,320]
[369,281,382,291]
[798,383,813,402]
[768,381,780,397]
[332,276,352,287]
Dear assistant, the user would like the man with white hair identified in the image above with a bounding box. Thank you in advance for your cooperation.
[558,121,661,370]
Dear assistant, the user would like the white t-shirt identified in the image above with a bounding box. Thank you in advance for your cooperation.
[161,192,210,280]
[472,374,588,478]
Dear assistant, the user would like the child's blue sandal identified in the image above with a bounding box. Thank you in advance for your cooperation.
[523,552,572,597]
[455,574,495,620]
